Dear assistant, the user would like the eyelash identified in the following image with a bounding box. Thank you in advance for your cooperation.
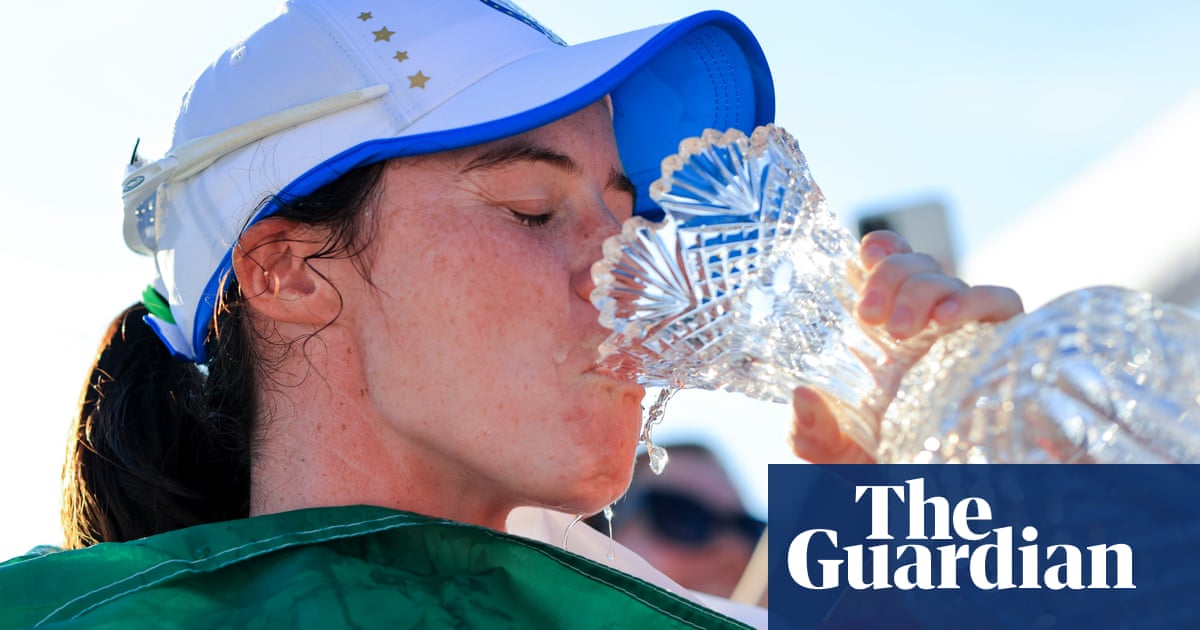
[510,210,553,228]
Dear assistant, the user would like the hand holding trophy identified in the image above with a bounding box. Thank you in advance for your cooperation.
[590,125,1200,465]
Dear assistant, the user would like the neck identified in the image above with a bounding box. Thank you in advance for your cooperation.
[246,344,514,530]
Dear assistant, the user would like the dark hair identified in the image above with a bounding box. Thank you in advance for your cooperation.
[62,162,387,548]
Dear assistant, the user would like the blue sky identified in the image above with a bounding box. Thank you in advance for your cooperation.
[526,1,1200,257]
[2,1,1198,559]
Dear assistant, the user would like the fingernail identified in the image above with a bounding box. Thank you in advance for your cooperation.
[795,407,815,429]
[862,244,886,265]
[935,298,960,321]
[793,387,818,429]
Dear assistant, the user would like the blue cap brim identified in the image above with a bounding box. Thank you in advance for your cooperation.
[192,10,774,362]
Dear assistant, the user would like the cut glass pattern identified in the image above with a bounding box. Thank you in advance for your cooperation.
[591,125,1200,463]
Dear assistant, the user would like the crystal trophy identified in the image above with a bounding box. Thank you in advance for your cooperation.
[590,125,1200,464]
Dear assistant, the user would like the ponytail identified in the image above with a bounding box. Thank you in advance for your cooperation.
[62,160,387,548]
[62,303,252,548]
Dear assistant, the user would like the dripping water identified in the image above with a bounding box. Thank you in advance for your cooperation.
[562,383,678,555]
[559,508,616,562]
[562,513,585,550]
[603,505,615,561]
[642,385,679,474]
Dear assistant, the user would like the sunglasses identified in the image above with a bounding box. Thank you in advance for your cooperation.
[629,489,765,548]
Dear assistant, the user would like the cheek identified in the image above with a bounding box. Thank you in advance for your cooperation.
[448,243,565,351]
[564,383,642,434]
[385,230,570,397]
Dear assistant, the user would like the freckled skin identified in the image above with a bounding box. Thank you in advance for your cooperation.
[248,103,646,530]
[242,105,1022,537]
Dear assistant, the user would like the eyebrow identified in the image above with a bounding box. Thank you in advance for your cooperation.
[462,141,638,200]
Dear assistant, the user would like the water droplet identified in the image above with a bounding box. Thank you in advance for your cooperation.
[562,513,585,550]
[641,385,679,475]
[647,444,670,474]
[603,505,615,561]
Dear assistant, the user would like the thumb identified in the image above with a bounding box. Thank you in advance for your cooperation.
[789,386,875,464]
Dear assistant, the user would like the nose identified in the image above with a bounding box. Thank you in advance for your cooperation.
[573,263,598,303]
[572,203,624,302]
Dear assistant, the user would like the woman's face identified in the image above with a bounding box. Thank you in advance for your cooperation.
[328,102,645,526]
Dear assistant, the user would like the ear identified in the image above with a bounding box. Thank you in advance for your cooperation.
[232,218,340,326]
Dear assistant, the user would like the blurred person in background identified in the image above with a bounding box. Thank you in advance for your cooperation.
[590,442,766,601]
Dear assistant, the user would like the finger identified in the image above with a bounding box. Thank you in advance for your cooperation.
[855,252,944,326]
[932,284,1024,327]
[858,230,913,272]
[885,272,970,339]
[789,387,875,464]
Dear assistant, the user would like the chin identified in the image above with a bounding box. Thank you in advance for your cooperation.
[578,487,633,518]
[567,450,638,516]
[557,394,642,509]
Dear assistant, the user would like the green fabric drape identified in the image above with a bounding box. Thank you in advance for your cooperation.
[0,505,750,629]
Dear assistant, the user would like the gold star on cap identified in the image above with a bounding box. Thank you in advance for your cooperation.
[393,51,409,63]
[373,26,395,42]
[408,71,430,89]
[357,11,372,21]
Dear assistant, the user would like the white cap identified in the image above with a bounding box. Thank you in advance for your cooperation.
[121,0,774,362]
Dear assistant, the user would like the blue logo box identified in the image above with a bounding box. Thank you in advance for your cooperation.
[767,465,1200,629]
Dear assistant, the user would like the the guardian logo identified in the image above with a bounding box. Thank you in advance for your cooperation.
[788,478,1135,591]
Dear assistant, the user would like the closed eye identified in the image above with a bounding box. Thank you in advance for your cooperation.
[510,209,553,228]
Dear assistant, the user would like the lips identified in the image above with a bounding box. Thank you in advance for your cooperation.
[587,352,643,385]
[573,324,646,388]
